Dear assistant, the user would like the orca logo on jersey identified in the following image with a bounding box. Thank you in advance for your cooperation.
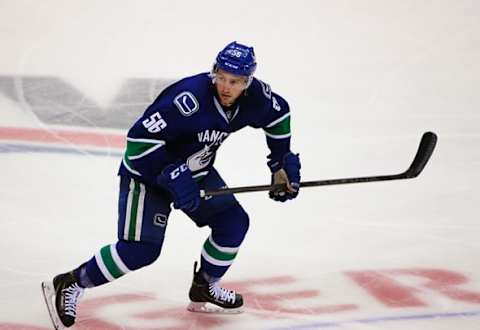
[187,145,215,172]
[186,130,229,171]
[174,91,199,116]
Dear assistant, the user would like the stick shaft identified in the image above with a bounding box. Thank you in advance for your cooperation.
[201,174,404,197]
[200,132,437,197]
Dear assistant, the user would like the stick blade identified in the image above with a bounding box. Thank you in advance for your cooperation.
[404,131,437,178]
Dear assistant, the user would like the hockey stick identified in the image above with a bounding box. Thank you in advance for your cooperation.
[200,131,437,198]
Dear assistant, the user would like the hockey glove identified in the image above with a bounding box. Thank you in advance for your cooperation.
[267,152,301,202]
[157,163,201,212]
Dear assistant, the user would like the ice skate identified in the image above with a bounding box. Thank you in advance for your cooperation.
[187,262,243,314]
[41,271,84,329]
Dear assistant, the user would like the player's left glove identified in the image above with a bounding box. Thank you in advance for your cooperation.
[267,152,301,202]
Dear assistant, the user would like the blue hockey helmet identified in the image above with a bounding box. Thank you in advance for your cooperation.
[212,41,257,87]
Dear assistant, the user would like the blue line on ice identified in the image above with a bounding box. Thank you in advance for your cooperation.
[268,310,480,330]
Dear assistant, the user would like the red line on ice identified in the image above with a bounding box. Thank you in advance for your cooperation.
[0,126,125,149]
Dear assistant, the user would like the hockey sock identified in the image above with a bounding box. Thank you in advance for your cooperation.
[76,240,161,287]
[200,234,240,279]
[75,263,94,288]
[199,204,249,278]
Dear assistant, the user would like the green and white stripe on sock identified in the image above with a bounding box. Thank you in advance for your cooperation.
[201,236,239,267]
[123,179,146,241]
[263,113,291,139]
[94,243,131,282]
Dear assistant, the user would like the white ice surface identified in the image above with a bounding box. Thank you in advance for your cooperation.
[1,1,479,329]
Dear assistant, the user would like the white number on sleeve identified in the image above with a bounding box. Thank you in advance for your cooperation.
[259,80,272,99]
[142,112,167,133]
[272,96,281,111]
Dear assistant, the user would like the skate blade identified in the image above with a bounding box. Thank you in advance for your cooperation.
[187,302,243,314]
[41,281,64,330]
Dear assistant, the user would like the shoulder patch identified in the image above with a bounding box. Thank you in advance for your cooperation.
[174,91,199,116]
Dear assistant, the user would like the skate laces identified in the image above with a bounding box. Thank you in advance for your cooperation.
[62,283,84,317]
[208,282,236,304]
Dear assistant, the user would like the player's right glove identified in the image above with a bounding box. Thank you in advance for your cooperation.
[267,152,301,202]
[157,163,201,212]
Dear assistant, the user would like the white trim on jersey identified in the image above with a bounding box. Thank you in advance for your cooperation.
[122,157,141,176]
[264,131,292,139]
[265,113,290,128]
[213,97,240,123]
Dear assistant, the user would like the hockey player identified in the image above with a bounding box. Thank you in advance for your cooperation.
[41,41,301,328]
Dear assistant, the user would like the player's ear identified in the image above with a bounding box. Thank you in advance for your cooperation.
[209,63,218,83]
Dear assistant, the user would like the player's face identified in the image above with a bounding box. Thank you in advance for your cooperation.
[214,69,248,107]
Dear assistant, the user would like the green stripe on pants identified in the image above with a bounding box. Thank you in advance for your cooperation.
[128,181,141,241]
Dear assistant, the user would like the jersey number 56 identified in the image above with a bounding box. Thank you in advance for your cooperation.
[142,112,167,133]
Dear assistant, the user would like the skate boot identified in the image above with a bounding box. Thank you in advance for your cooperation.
[187,261,243,313]
[41,271,84,329]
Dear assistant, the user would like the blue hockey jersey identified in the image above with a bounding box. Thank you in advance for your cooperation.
[118,73,292,187]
